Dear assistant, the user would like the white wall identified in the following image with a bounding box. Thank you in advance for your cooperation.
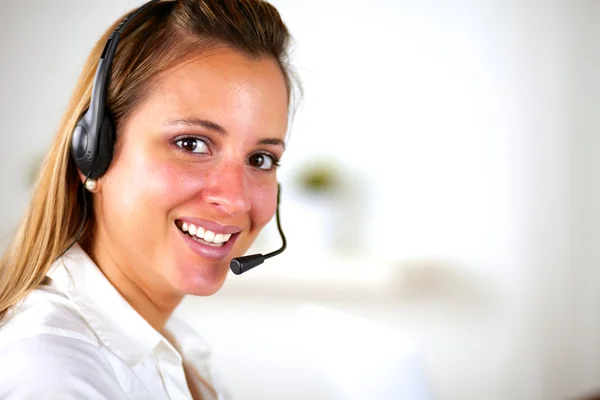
[0,1,597,399]
[570,1,600,397]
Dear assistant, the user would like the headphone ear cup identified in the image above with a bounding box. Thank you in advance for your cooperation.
[88,115,116,179]
[71,122,93,176]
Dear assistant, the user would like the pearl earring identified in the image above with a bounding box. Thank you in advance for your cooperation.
[84,178,98,192]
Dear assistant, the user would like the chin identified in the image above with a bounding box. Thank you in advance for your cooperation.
[171,260,230,296]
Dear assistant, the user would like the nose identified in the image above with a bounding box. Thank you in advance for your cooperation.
[204,163,252,216]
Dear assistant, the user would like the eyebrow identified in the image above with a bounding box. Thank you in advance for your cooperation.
[259,138,286,149]
[162,117,286,149]
[161,118,226,135]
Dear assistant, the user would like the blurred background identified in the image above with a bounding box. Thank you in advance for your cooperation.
[0,0,599,399]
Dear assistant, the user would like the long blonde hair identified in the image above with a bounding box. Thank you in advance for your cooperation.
[0,0,296,322]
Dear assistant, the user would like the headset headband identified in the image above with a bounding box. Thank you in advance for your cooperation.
[71,0,164,178]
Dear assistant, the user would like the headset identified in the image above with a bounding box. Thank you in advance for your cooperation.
[69,0,287,275]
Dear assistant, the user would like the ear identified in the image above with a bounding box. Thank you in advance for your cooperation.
[77,170,87,185]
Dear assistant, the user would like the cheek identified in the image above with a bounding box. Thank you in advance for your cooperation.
[105,147,208,222]
[140,161,214,214]
[249,182,278,230]
[147,162,199,197]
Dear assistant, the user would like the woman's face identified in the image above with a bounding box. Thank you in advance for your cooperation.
[93,48,289,297]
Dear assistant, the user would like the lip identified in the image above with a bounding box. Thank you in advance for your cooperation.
[176,224,239,260]
[176,217,243,235]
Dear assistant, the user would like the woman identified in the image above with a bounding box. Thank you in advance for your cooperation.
[0,0,296,398]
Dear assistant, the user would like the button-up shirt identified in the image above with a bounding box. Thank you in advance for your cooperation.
[0,244,229,399]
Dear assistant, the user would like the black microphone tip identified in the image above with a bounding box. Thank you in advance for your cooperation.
[230,254,265,275]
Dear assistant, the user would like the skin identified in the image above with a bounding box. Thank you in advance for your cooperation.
[84,47,289,331]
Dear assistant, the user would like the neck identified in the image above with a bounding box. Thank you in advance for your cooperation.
[86,239,183,332]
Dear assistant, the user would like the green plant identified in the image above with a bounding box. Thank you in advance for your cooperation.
[296,160,341,194]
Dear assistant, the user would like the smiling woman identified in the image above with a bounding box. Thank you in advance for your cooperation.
[94,48,288,299]
[0,0,297,399]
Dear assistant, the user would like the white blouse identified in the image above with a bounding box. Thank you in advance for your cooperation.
[0,244,230,400]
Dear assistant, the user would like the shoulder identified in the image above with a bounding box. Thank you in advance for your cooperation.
[0,283,99,348]
[0,286,127,397]
[0,333,127,398]
[0,285,127,397]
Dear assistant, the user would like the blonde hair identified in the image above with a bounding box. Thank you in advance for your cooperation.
[0,0,296,322]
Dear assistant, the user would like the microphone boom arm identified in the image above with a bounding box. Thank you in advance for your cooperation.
[229,184,287,275]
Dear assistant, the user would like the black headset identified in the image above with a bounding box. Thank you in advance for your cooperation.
[71,0,163,179]
[69,0,286,274]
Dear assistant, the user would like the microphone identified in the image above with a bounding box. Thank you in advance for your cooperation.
[229,184,287,275]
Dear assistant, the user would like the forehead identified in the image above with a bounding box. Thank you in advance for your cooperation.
[143,48,289,135]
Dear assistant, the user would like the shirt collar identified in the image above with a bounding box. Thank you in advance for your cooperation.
[166,316,212,363]
[47,244,164,367]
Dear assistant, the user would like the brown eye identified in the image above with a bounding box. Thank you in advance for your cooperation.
[248,153,276,170]
[175,137,208,154]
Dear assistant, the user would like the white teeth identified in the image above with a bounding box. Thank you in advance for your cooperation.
[179,221,234,245]
[204,230,215,243]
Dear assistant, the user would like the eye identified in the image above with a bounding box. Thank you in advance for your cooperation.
[174,137,209,154]
[248,153,279,171]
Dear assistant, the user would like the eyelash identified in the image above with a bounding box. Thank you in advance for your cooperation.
[249,151,281,172]
[172,135,211,155]
[171,135,281,172]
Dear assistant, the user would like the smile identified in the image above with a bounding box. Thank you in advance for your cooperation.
[175,220,234,248]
